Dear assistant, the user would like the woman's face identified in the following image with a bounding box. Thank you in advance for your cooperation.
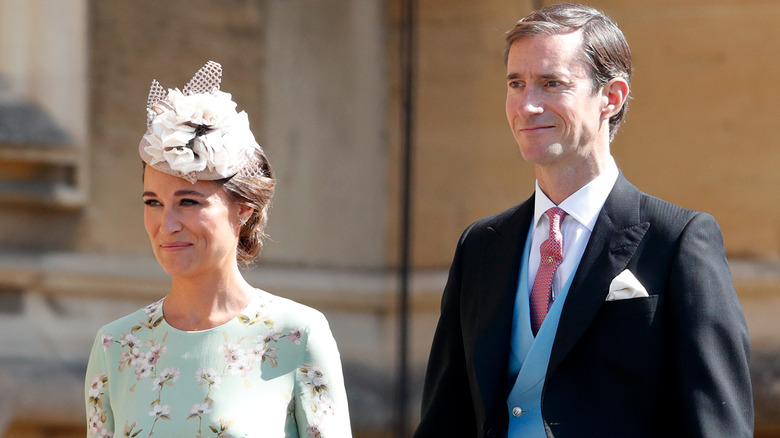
[142,166,247,279]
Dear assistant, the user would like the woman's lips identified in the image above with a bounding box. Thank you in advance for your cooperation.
[160,242,192,251]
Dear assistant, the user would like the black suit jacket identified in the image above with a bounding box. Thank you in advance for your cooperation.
[414,175,753,437]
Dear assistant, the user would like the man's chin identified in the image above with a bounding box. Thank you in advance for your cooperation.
[517,145,565,166]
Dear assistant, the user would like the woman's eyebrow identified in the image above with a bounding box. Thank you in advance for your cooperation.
[174,190,207,198]
[142,190,208,198]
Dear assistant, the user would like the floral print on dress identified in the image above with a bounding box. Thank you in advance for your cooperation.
[85,290,351,437]
[87,374,113,438]
[122,420,141,438]
[298,363,336,433]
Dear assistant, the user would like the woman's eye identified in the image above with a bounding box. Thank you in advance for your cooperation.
[180,199,200,206]
[144,199,161,207]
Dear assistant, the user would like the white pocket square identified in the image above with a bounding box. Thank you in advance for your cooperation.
[606,269,649,301]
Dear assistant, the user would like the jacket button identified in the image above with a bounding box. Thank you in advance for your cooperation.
[512,406,523,417]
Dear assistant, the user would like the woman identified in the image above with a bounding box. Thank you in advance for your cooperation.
[85,61,352,438]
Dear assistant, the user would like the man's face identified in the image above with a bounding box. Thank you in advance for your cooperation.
[505,31,607,170]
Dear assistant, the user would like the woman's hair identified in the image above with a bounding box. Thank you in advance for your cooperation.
[221,147,276,264]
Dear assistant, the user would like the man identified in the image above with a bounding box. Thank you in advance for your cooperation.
[414,3,753,437]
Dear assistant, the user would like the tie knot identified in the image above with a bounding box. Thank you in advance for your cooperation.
[545,207,566,231]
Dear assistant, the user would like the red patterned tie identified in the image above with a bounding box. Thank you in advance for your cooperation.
[530,207,566,336]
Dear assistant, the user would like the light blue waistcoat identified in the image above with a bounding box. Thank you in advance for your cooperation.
[506,225,580,437]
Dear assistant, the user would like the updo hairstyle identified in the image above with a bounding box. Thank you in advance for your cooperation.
[222,147,275,264]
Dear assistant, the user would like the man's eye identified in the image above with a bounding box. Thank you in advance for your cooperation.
[509,81,523,89]
[547,80,562,87]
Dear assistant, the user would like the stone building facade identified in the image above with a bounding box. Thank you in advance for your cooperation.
[0,0,778,437]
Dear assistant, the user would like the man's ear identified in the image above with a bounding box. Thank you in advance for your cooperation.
[601,77,629,120]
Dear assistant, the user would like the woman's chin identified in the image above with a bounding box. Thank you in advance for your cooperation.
[155,256,198,278]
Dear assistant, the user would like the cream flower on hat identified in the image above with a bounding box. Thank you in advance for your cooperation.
[139,61,259,183]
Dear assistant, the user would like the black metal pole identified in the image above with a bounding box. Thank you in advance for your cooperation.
[397,0,416,435]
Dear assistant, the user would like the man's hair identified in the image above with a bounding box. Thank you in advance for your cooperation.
[504,3,631,141]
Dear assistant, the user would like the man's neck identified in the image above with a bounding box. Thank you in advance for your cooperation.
[535,152,612,205]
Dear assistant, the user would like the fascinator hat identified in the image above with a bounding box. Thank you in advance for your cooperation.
[139,61,260,183]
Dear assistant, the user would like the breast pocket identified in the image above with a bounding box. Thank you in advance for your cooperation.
[601,294,659,323]
[584,295,663,386]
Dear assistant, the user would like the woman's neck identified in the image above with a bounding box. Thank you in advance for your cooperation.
[163,265,254,331]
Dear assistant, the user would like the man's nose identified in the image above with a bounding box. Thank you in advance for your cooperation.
[519,88,544,115]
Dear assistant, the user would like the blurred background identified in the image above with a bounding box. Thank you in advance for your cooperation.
[0,0,778,436]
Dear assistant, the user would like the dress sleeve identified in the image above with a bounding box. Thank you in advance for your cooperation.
[85,329,115,438]
[292,310,353,437]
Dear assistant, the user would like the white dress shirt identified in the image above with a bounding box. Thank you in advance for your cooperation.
[528,157,619,301]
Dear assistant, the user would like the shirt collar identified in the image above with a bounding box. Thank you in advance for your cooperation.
[533,156,619,231]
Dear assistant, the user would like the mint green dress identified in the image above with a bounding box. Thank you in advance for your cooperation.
[85,289,352,438]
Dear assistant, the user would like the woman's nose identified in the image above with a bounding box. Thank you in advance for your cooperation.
[161,208,183,233]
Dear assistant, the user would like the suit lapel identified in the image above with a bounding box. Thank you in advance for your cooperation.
[547,175,650,375]
[470,197,534,426]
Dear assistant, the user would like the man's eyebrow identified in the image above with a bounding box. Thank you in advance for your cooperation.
[506,71,564,80]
